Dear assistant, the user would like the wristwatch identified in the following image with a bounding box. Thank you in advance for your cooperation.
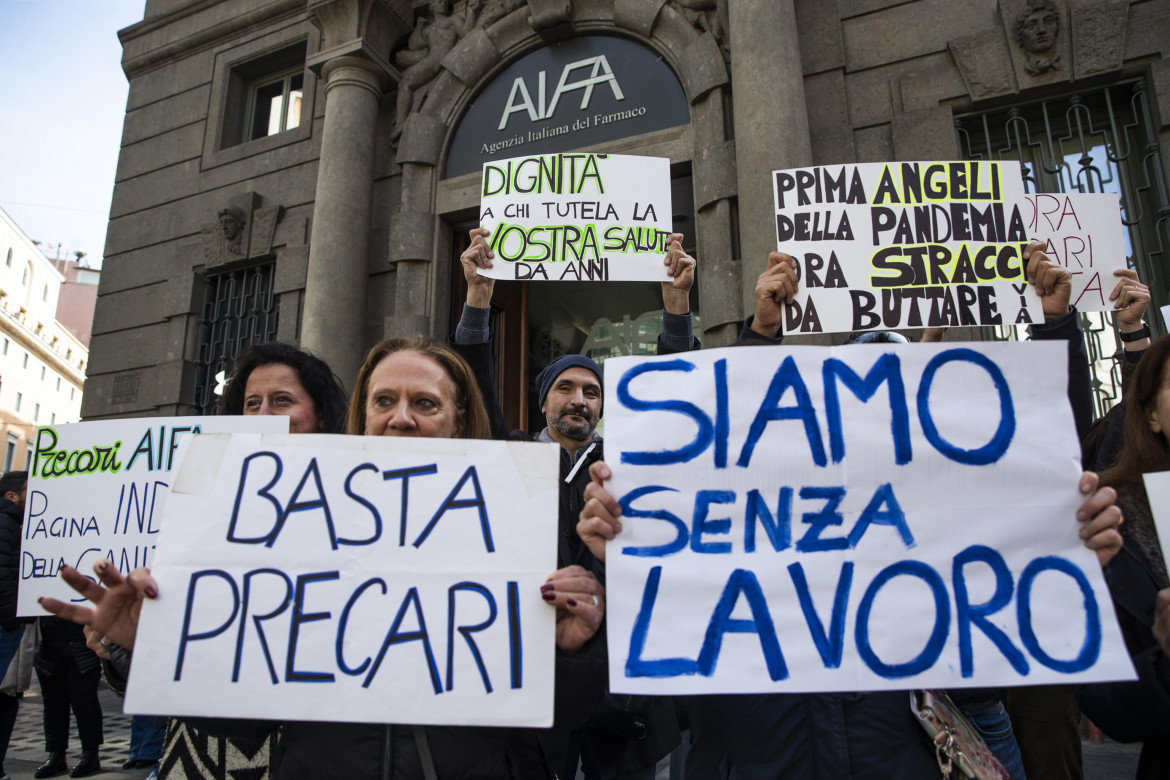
[1119,324,1150,343]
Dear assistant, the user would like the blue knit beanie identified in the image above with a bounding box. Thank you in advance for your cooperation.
[536,354,603,409]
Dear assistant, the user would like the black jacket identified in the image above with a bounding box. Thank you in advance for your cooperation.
[0,498,22,630]
[1077,494,1170,780]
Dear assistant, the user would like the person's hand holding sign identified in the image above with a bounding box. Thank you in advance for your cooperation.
[1076,472,1124,567]
[1110,268,1151,350]
[1023,240,1073,319]
[661,233,697,315]
[578,461,622,563]
[751,251,800,338]
[39,560,158,650]
[460,227,496,308]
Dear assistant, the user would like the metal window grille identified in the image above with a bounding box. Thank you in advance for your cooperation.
[955,79,1170,419]
[192,263,279,415]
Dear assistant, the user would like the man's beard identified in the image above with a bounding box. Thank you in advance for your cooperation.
[552,405,595,441]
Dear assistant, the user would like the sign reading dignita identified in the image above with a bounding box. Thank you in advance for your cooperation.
[18,416,288,616]
[774,161,1046,334]
[479,153,672,282]
[125,433,559,727]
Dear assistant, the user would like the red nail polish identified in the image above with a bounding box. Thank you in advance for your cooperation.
[567,598,578,607]
[145,587,158,598]
[541,592,555,601]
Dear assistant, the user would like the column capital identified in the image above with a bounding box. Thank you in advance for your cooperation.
[306,0,408,85]
[320,55,386,98]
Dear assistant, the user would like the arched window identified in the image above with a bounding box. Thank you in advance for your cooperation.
[42,285,48,302]
[4,249,11,268]
[21,264,30,286]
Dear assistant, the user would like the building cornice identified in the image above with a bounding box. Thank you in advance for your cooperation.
[120,0,308,77]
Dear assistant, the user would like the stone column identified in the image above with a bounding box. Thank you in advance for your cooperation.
[301,56,383,388]
[728,0,812,313]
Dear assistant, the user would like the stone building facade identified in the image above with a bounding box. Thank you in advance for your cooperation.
[88,0,1170,429]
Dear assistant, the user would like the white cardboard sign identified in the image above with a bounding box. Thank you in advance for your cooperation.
[604,342,1134,694]
[125,434,560,727]
[1141,471,1170,575]
[19,416,288,615]
[773,161,1045,334]
[478,153,672,282]
[1023,192,1127,312]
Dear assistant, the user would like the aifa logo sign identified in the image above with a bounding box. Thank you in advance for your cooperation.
[498,55,624,131]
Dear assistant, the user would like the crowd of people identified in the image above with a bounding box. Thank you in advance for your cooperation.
[0,229,1163,779]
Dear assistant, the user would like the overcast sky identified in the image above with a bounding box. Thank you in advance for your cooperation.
[0,0,146,268]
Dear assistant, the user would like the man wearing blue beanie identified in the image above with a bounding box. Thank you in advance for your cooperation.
[533,353,604,459]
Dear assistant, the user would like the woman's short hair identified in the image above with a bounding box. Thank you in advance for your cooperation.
[346,336,491,440]
[1101,334,1170,488]
[219,342,349,434]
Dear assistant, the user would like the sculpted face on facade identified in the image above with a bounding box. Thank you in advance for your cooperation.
[1014,0,1061,74]
[218,207,246,244]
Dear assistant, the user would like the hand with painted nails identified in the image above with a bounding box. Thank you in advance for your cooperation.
[459,226,496,308]
[1023,240,1073,319]
[38,560,158,650]
[751,252,800,338]
[661,233,697,315]
[1076,471,1123,567]
[578,460,622,563]
[542,565,604,654]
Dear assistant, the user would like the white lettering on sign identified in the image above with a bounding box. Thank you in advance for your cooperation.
[498,56,625,131]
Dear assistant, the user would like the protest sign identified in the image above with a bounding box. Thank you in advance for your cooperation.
[773,161,1045,334]
[18,416,287,616]
[603,342,1134,694]
[125,433,560,727]
[1142,471,1170,574]
[478,153,672,282]
[1023,192,1127,312]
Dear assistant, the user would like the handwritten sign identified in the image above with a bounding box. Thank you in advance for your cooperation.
[774,162,1045,334]
[1142,471,1170,574]
[1024,193,1127,312]
[18,416,288,615]
[125,433,559,727]
[603,342,1134,693]
[478,153,672,282]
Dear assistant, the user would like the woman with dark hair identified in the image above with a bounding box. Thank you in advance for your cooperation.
[220,342,349,434]
[42,336,605,780]
[92,342,349,780]
[1078,335,1170,779]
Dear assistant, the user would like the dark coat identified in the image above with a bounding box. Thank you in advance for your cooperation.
[0,497,22,630]
[1077,496,1170,780]
[454,337,683,778]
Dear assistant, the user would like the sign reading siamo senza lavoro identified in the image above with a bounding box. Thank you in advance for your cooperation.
[445,36,689,179]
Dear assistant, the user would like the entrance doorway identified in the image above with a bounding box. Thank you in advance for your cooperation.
[450,174,697,434]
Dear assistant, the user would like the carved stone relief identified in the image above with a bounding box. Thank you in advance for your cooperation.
[392,0,481,140]
[201,192,285,268]
[1012,0,1062,75]
[949,0,1129,103]
[673,0,729,63]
